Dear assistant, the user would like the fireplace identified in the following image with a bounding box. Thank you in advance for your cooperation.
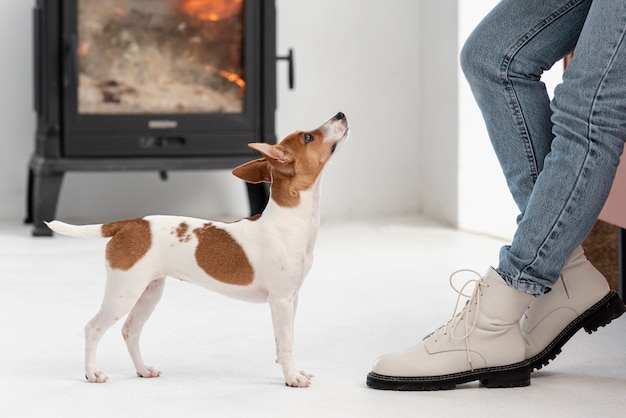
[28,0,290,236]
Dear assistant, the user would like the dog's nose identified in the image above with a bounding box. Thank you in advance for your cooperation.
[335,112,345,120]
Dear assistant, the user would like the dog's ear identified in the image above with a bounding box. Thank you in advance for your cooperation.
[232,158,272,183]
[247,142,295,177]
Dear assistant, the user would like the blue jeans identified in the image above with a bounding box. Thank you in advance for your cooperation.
[461,0,626,295]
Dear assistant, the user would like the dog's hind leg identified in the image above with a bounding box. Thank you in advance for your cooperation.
[84,274,150,383]
[122,277,166,379]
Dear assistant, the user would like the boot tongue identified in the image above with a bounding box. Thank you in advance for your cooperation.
[483,267,508,287]
[482,267,536,309]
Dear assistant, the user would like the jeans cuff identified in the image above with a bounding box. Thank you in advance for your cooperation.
[498,272,544,296]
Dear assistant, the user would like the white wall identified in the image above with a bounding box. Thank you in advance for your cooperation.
[417,0,459,227]
[0,0,421,224]
[415,0,521,238]
[276,0,421,220]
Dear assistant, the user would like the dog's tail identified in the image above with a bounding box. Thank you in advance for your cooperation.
[45,220,104,238]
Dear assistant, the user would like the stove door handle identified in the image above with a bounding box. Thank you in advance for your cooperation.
[277,48,295,90]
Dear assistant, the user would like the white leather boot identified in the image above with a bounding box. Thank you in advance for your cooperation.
[367,268,534,391]
[521,246,626,371]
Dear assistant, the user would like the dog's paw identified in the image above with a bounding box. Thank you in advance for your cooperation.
[85,370,109,383]
[136,366,162,378]
[285,370,314,388]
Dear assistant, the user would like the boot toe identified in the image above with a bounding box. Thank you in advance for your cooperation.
[371,348,418,377]
[371,343,476,377]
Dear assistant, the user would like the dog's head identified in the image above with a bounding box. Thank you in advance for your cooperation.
[233,112,349,187]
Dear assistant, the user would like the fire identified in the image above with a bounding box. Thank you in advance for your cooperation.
[181,0,243,22]
[204,65,245,93]
[219,70,245,92]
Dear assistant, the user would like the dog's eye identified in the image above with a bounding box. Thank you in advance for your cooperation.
[303,133,314,144]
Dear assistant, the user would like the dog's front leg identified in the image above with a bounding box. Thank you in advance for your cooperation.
[268,296,313,387]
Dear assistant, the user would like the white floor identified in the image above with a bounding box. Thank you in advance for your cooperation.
[2,217,625,418]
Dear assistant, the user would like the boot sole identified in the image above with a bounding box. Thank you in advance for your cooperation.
[366,360,531,391]
[528,290,626,372]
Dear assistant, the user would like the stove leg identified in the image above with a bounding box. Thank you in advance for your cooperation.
[246,183,269,216]
[27,168,64,237]
[25,168,35,225]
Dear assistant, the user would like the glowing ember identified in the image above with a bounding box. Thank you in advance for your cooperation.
[181,0,243,22]
[77,42,89,57]
[219,70,245,92]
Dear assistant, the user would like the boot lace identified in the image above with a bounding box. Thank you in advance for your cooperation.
[429,269,488,370]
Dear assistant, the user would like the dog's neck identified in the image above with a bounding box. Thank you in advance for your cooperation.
[260,176,323,244]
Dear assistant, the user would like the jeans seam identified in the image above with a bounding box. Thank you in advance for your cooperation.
[498,0,587,185]
[587,11,626,144]
[531,6,626,276]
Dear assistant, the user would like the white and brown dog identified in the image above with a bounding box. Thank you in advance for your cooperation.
[46,112,349,388]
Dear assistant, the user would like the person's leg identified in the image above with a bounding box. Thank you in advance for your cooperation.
[513,0,626,369]
[460,0,592,217]
[498,0,626,294]
[367,0,626,391]
[463,0,626,371]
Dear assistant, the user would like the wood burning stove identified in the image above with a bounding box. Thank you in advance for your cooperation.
[28,0,290,236]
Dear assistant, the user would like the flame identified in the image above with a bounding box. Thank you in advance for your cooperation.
[204,65,245,92]
[219,70,245,92]
[181,0,243,22]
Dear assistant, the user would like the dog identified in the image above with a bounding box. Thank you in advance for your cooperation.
[46,112,349,388]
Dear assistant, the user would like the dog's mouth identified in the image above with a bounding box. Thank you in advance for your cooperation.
[332,124,350,152]
[332,123,349,154]
[321,112,349,155]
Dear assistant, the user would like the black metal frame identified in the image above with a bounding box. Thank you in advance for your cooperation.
[27,0,278,236]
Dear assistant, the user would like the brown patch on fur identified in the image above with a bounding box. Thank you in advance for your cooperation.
[270,129,330,208]
[193,223,254,286]
[101,218,152,271]
[247,213,262,221]
[172,222,192,243]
